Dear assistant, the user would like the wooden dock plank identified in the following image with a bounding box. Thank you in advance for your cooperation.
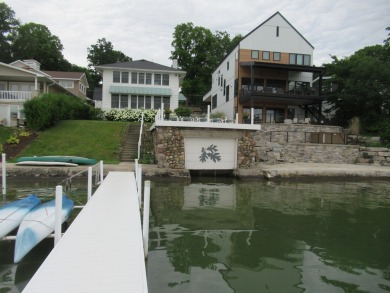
[23,171,148,293]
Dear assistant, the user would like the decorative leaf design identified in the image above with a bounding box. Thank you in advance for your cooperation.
[199,144,222,163]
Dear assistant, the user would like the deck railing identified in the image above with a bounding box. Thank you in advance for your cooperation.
[0,91,33,101]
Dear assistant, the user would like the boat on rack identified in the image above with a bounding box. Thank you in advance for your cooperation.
[14,195,74,263]
[0,194,41,239]
[16,156,97,165]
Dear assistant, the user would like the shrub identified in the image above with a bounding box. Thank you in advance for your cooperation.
[23,93,91,130]
[18,130,31,137]
[210,111,227,119]
[174,106,192,117]
[104,109,157,122]
[6,135,20,144]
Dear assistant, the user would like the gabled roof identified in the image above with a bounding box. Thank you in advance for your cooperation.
[244,11,314,49]
[95,59,186,74]
[43,71,85,80]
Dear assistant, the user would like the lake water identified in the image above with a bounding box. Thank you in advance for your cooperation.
[1,177,390,292]
[146,178,390,293]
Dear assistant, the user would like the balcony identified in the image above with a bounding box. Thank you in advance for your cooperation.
[0,91,34,102]
[239,85,321,106]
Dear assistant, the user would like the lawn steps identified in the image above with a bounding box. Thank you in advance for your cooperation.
[120,124,140,162]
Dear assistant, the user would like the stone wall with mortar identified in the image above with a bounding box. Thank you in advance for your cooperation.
[151,127,257,169]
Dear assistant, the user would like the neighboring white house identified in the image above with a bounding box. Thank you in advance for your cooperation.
[94,59,186,111]
[203,12,326,124]
[0,59,80,127]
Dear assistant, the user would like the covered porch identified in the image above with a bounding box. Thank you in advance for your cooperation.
[237,62,326,124]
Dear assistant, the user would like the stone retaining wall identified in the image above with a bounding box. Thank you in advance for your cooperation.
[151,124,389,169]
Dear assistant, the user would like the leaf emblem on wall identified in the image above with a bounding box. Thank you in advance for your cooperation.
[199,144,221,163]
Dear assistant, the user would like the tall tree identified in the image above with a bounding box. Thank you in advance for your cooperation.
[87,38,132,87]
[171,23,241,105]
[324,43,390,132]
[0,3,20,63]
[11,22,70,70]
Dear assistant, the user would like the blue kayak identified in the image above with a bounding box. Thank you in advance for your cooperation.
[14,195,74,263]
[0,194,41,238]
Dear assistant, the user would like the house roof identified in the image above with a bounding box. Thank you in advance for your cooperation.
[243,11,314,49]
[43,71,85,80]
[95,59,186,74]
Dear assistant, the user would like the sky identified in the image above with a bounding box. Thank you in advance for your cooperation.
[3,0,390,68]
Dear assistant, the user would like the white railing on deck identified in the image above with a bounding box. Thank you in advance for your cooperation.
[0,91,33,101]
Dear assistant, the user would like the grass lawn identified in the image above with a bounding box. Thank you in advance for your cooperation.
[10,120,130,164]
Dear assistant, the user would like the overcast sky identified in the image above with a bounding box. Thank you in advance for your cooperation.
[4,0,390,68]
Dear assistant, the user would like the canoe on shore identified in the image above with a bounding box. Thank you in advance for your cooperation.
[16,156,97,165]
[0,194,41,238]
[14,195,74,263]
[15,161,79,167]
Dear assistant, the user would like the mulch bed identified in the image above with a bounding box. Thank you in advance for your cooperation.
[1,133,38,161]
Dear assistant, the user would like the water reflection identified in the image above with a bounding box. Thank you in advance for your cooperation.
[147,179,390,293]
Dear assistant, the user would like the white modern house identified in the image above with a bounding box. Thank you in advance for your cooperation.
[203,12,326,124]
[94,59,186,111]
[0,59,84,127]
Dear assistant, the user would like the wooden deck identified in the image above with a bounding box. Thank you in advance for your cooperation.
[23,171,148,293]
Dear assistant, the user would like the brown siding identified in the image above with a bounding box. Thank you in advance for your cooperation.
[239,49,290,65]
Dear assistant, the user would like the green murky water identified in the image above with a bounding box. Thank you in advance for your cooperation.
[146,178,390,293]
[1,177,390,292]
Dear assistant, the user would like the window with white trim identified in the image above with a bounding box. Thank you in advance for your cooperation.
[59,80,74,88]
[113,71,120,83]
[131,72,137,84]
[154,74,162,85]
[146,73,152,85]
[139,73,145,84]
[121,72,129,83]
[162,74,169,86]
[111,94,128,109]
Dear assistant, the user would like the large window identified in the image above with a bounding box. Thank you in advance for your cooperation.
[154,74,162,85]
[131,72,138,84]
[212,94,217,110]
[154,96,162,109]
[121,72,129,83]
[111,94,128,108]
[251,50,259,59]
[146,73,152,84]
[162,74,169,86]
[163,97,170,109]
[139,73,145,84]
[113,71,120,83]
[289,53,311,65]
[59,80,74,88]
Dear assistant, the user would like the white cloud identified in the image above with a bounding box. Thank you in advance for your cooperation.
[3,0,390,67]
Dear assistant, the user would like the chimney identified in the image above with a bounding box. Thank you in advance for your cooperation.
[23,59,41,70]
[171,59,178,69]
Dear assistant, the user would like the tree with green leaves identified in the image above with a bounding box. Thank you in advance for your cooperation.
[11,22,71,70]
[171,23,241,105]
[0,3,20,63]
[324,38,390,135]
[87,38,132,87]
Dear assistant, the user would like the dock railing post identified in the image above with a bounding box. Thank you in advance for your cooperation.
[2,153,6,204]
[143,180,151,259]
[137,164,142,207]
[99,160,104,183]
[54,185,63,246]
[88,167,92,201]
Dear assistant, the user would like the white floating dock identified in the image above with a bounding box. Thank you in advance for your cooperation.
[23,171,148,293]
